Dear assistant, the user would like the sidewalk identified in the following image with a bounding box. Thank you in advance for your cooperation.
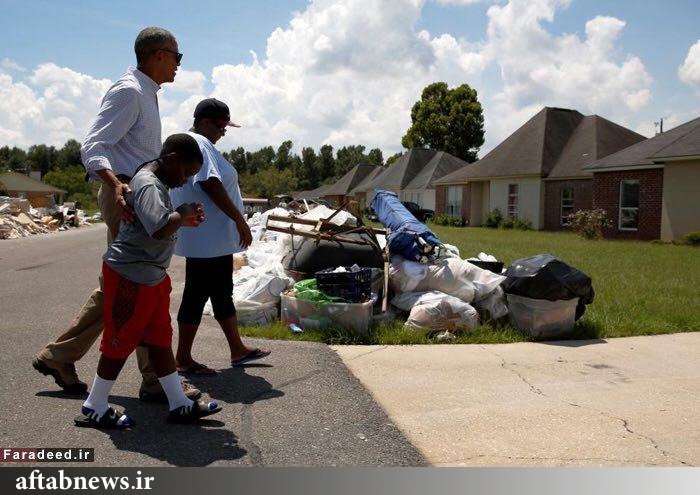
[333,333,700,466]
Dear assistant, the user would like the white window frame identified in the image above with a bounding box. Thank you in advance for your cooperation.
[446,186,462,217]
[618,180,640,231]
[507,183,519,219]
[560,187,574,225]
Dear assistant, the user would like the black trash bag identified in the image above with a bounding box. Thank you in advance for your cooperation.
[282,234,384,277]
[501,254,594,320]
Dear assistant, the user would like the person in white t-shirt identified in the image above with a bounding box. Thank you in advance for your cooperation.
[170,98,270,374]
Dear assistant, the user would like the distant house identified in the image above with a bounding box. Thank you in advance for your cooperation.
[296,183,332,200]
[0,170,66,207]
[318,163,379,206]
[348,166,385,210]
[433,107,645,229]
[585,116,700,241]
[350,148,467,210]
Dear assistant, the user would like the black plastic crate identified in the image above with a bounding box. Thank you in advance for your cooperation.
[315,267,372,303]
[467,259,504,274]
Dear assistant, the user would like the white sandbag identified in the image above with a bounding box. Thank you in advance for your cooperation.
[392,291,480,334]
[261,207,292,229]
[441,243,461,259]
[389,256,506,303]
[298,204,356,228]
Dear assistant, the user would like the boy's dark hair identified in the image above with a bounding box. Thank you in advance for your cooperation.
[160,134,203,165]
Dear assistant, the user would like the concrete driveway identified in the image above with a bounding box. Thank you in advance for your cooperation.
[333,333,700,466]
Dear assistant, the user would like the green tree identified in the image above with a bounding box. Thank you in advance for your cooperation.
[239,168,298,198]
[385,151,403,166]
[274,140,294,171]
[367,148,384,167]
[298,147,318,190]
[55,139,83,169]
[317,144,335,181]
[225,147,247,174]
[246,146,275,174]
[26,144,58,175]
[401,82,484,162]
[0,146,28,172]
[43,165,92,197]
[335,145,367,177]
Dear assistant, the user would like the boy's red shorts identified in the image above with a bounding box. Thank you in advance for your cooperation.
[100,262,173,360]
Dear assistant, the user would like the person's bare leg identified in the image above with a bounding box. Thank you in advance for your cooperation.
[218,315,269,362]
[96,355,127,381]
[148,345,178,378]
[175,322,200,368]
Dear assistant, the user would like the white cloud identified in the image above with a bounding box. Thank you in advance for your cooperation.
[679,40,700,92]
[0,64,111,147]
[165,69,206,94]
[164,0,488,152]
[2,58,26,72]
[433,0,489,5]
[482,3,652,147]
[1,0,654,159]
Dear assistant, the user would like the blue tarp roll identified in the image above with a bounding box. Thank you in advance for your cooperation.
[371,189,442,262]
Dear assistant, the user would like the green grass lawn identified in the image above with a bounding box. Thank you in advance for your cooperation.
[240,226,700,344]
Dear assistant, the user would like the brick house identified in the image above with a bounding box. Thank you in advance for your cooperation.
[433,107,645,229]
[585,116,700,241]
[0,170,66,207]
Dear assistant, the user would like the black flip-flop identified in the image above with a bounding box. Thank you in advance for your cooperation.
[74,406,135,429]
[231,348,271,367]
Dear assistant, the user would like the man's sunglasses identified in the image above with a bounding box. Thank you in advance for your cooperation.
[160,48,183,65]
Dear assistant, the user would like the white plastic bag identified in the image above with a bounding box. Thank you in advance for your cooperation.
[391,291,480,334]
[389,256,506,303]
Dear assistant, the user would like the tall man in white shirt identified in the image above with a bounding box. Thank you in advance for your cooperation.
[33,27,200,403]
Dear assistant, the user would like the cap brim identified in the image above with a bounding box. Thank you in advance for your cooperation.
[225,121,241,128]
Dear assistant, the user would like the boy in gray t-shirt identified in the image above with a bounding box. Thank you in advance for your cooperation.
[76,134,223,429]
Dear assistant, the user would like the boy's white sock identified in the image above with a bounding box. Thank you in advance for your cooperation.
[82,374,114,420]
[158,371,194,411]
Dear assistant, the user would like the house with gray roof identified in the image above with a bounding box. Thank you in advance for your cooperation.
[433,107,645,230]
[318,163,379,206]
[350,148,468,211]
[586,116,700,241]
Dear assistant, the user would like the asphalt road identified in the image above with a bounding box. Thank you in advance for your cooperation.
[0,225,426,467]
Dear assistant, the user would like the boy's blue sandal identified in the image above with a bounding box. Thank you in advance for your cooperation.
[74,406,135,429]
[231,348,271,367]
[167,400,222,424]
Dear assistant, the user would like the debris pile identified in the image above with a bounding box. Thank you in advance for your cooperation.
[0,197,97,240]
[201,193,595,340]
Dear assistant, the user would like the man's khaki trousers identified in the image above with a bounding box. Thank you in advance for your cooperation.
[37,183,161,393]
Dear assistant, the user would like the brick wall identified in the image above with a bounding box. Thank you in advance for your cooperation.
[543,179,593,231]
[435,185,446,215]
[592,168,663,240]
[435,184,471,222]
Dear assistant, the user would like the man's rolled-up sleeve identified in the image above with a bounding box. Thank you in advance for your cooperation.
[81,86,140,180]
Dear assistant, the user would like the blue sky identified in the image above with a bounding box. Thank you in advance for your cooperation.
[1,0,699,154]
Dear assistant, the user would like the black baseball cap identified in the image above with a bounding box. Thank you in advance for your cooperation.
[193,98,241,127]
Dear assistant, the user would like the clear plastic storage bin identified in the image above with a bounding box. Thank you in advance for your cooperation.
[281,294,373,335]
[506,294,578,338]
